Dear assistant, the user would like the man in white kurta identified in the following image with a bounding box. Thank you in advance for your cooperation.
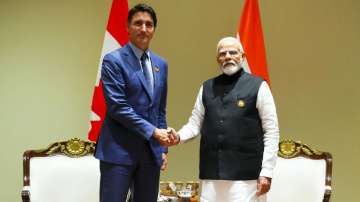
[169,37,279,202]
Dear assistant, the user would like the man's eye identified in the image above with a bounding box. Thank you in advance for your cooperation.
[145,22,154,28]
[134,21,143,26]
[219,53,226,57]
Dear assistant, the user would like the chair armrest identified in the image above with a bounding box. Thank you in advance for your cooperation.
[21,186,30,202]
[323,185,332,202]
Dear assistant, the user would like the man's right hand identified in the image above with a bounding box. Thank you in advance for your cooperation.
[153,128,180,146]
[153,128,171,146]
[166,127,180,146]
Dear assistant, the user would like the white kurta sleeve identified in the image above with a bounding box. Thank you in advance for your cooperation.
[178,86,205,143]
[256,81,280,178]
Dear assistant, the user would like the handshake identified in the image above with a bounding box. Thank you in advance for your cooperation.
[153,127,180,147]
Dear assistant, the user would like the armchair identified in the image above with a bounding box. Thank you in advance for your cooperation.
[267,140,333,202]
[22,138,99,202]
[21,138,332,202]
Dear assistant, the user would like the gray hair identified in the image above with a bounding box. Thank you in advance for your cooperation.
[216,37,244,54]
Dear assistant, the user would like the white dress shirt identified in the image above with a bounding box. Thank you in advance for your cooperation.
[178,81,280,178]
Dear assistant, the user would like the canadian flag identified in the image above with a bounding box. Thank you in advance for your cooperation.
[88,0,129,141]
[238,0,270,84]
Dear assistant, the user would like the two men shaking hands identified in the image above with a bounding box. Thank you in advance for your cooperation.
[153,128,179,147]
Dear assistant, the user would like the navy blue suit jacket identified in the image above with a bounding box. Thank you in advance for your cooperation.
[95,43,168,167]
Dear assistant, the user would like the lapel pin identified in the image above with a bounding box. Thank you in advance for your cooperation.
[154,67,160,72]
[237,100,246,108]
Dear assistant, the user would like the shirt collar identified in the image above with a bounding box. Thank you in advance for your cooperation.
[129,42,149,60]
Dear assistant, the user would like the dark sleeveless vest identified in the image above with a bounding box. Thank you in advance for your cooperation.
[199,71,264,180]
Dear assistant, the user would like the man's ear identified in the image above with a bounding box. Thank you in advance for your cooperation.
[216,54,221,64]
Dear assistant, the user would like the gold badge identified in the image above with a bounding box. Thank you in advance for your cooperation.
[237,100,245,108]
[154,67,160,72]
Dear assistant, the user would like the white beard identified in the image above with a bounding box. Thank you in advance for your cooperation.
[221,64,241,76]
[220,58,244,75]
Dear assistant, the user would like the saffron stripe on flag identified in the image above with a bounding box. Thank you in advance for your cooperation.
[238,0,270,84]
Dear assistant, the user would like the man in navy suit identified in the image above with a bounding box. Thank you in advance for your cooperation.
[95,3,171,202]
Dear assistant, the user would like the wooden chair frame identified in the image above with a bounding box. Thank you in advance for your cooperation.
[277,140,333,202]
[21,138,96,202]
[21,139,332,202]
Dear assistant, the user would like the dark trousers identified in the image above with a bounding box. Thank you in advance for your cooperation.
[99,146,160,202]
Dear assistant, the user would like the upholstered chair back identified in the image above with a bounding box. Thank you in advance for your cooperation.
[267,140,332,202]
[22,138,99,202]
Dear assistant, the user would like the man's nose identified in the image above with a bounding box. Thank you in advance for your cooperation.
[140,24,147,31]
[224,52,232,59]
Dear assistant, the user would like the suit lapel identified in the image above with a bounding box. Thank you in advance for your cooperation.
[150,52,161,99]
[123,44,153,101]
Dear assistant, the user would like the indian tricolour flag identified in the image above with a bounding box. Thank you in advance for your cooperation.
[238,0,270,84]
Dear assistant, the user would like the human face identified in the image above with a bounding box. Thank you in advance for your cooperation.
[217,43,243,68]
[128,11,155,50]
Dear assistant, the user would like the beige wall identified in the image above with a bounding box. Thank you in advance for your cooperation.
[1,0,359,201]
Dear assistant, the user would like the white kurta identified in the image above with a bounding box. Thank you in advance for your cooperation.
[201,180,266,202]
[178,81,280,202]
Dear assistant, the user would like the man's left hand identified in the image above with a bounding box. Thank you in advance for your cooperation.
[256,176,272,196]
[160,153,168,171]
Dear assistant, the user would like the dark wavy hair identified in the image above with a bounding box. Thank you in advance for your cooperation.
[128,3,157,28]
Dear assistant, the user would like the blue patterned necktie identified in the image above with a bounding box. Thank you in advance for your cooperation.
[140,53,154,95]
